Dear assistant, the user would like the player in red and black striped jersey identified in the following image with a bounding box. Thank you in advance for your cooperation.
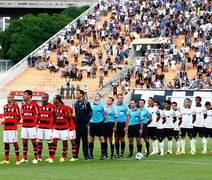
[50,95,70,163]
[0,94,21,165]
[37,93,56,162]
[66,106,77,161]
[20,90,40,164]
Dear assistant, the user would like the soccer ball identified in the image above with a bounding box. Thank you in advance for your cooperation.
[135,152,143,160]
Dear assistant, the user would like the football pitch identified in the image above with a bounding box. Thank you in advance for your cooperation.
[0,126,212,180]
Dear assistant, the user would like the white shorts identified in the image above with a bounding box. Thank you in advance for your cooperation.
[21,127,37,139]
[53,129,69,141]
[69,130,76,140]
[37,128,53,140]
[3,130,18,143]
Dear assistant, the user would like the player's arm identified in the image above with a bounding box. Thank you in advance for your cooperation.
[192,109,196,124]
[204,108,207,119]
[35,103,41,123]
[148,114,152,125]
[113,109,118,132]
[103,106,107,121]
[15,104,21,122]
[156,111,160,122]
[124,115,130,133]
[139,113,144,135]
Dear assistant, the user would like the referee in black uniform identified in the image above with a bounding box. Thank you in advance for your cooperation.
[75,90,92,160]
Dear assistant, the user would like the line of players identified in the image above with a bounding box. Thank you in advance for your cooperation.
[89,94,212,160]
[0,90,77,164]
[0,91,212,164]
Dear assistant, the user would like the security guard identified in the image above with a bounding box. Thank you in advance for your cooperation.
[75,90,92,160]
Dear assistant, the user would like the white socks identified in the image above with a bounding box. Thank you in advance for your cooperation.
[181,139,185,153]
[152,140,158,154]
[154,140,159,154]
[194,138,197,153]
[176,140,180,152]
[202,137,207,152]
[190,138,195,152]
[168,140,173,154]
[159,141,164,155]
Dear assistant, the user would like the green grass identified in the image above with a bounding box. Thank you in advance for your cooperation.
[0,126,212,180]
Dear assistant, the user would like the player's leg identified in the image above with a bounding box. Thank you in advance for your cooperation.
[114,122,121,158]
[120,122,126,158]
[174,130,180,155]
[37,139,43,161]
[37,128,44,161]
[200,127,207,154]
[13,142,20,163]
[61,140,68,162]
[75,126,81,158]
[50,129,59,162]
[157,129,164,156]
[22,139,29,162]
[142,124,150,156]
[180,128,186,154]
[1,131,10,164]
[68,130,77,161]
[135,125,142,153]
[99,135,106,160]
[109,137,115,159]
[192,126,198,153]
[150,127,158,155]
[0,143,10,164]
[127,125,134,157]
[167,129,173,155]
[31,139,38,163]
[81,124,89,160]
[188,129,195,155]
[89,123,95,159]
[20,127,29,163]
[98,122,106,160]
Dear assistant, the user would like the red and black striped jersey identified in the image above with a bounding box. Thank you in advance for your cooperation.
[54,104,70,130]
[38,103,55,129]
[66,106,76,131]
[3,103,20,130]
[21,101,40,127]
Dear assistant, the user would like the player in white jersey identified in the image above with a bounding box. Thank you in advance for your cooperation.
[171,102,181,155]
[162,100,176,155]
[179,98,196,155]
[204,102,212,153]
[193,96,207,154]
[147,97,160,155]
[154,101,164,156]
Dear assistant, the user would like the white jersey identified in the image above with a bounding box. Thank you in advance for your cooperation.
[163,109,175,129]
[173,110,180,131]
[157,109,163,129]
[193,106,207,127]
[148,106,160,127]
[205,109,212,128]
[180,107,195,129]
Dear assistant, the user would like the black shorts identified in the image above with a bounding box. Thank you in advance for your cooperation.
[115,122,125,138]
[141,124,148,138]
[157,129,163,140]
[205,128,212,138]
[163,128,173,140]
[148,127,157,140]
[104,122,114,138]
[128,125,141,138]
[173,130,179,139]
[180,128,193,138]
[90,121,104,137]
[193,126,205,138]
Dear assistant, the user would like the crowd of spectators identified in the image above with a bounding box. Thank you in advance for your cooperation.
[28,0,211,98]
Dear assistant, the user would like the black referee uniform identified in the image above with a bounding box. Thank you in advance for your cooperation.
[75,99,92,160]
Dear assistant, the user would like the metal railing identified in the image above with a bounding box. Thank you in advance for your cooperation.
[0,0,104,88]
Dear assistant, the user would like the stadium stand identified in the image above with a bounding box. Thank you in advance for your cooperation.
[0,0,211,99]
